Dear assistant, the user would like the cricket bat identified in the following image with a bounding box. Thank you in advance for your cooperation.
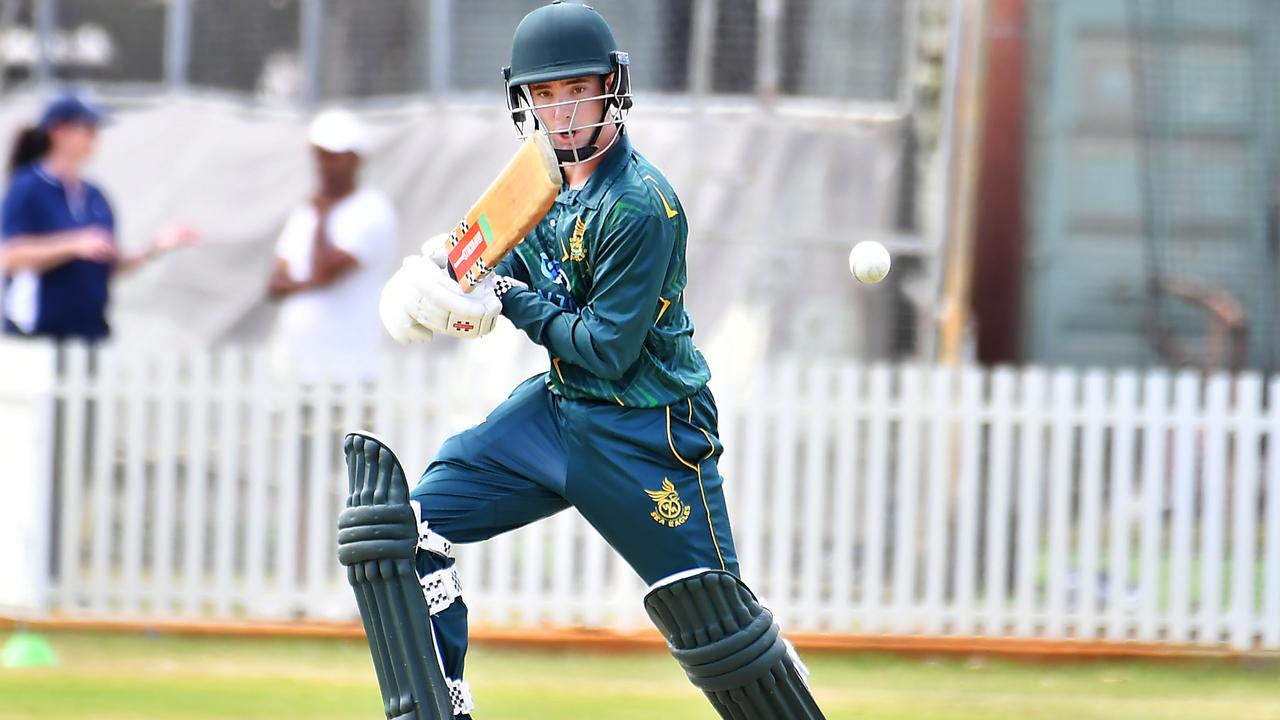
[445,131,561,292]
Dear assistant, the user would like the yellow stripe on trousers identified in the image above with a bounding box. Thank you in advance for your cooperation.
[665,405,725,572]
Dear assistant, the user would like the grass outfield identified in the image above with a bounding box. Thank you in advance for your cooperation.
[1,631,1278,719]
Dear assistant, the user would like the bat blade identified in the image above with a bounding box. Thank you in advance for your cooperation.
[445,132,560,291]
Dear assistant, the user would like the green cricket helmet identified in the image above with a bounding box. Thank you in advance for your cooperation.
[502,1,632,165]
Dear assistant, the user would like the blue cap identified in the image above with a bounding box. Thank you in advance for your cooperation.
[38,95,106,131]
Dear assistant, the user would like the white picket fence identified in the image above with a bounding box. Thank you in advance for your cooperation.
[16,344,1280,650]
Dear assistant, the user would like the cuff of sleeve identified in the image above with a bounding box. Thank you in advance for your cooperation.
[499,285,535,318]
[500,287,553,344]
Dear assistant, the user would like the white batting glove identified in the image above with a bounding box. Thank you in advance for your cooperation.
[421,233,450,270]
[421,232,530,297]
[403,256,503,339]
[379,257,435,345]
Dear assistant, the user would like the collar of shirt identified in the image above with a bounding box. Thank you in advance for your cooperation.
[32,164,63,188]
[33,163,89,221]
[554,130,632,211]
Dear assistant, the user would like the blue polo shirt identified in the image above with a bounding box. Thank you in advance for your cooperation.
[2,164,115,339]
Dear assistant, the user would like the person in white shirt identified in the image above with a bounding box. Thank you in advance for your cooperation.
[269,109,396,383]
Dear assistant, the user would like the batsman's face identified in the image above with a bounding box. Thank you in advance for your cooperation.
[528,75,610,149]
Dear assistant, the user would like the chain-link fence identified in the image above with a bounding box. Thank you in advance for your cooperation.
[781,0,910,100]
[1025,0,1280,371]
[1124,0,1275,371]
[53,0,165,85]
[0,0,915,108]
[188,0,300,97]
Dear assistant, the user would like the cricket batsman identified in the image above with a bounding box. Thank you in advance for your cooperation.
[337,3,825,718]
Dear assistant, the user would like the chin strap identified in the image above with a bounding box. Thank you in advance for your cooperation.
[553,120,605,164]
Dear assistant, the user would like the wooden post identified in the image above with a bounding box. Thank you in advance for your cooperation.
[936,0,992,365]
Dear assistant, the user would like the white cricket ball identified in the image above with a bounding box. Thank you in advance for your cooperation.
[849,240,891,284]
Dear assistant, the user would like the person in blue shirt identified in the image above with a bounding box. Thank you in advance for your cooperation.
[0,95,198,340]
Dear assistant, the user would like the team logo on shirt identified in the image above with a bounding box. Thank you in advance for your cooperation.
[539,251,571,289]
[535,251,579,310]
[568,216,587,262]
[645,478,691,528]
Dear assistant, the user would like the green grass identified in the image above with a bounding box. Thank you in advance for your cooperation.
[1,631,1279,719]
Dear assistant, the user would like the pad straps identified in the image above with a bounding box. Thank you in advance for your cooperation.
[420,567,464,616]
[410,500,454,558]
[447,677,476,716]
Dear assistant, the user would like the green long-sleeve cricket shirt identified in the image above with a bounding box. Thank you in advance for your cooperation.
[496,132,711,408]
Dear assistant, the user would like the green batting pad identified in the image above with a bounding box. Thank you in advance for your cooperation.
[644,572,826,720]
[339,433,453,720]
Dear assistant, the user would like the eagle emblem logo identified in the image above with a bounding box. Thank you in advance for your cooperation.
[645,478,691,527]
[568,216,588,262]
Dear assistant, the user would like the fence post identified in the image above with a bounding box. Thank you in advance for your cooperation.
[428,0,453,99]
[0,338,58,616]
[896,0,922,113]
[755,0,781,104]
[164,0,192,93]
[688,0,717,104]
[300,0,326,109]
[32,0,56,86]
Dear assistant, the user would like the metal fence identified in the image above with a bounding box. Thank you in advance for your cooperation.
[8,343,1280,651]
[0,0,916,108]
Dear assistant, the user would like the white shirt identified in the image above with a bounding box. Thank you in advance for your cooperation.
[273,188,396,383]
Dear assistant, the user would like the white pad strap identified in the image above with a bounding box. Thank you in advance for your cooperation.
[420,566,463,616]
[409,500,453,558]
[447,677,475,715]
[419,528,452,557]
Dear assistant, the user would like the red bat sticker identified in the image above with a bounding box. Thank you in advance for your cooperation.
[448,220,489,282]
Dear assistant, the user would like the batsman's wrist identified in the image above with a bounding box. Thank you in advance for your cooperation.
[492,275,529,302]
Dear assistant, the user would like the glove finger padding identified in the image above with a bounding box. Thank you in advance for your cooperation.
[379,258,434,345]
[420,233,451,270]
